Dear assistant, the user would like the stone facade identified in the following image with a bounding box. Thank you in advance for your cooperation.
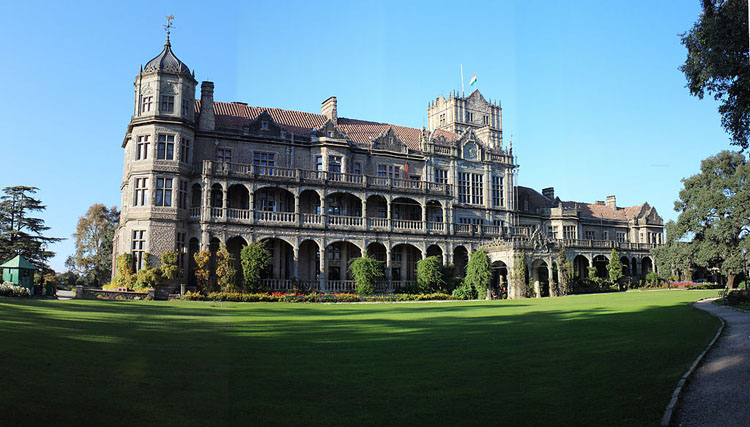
[114,36,663,297]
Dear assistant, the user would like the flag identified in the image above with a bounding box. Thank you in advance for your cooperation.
[469,73,477,86]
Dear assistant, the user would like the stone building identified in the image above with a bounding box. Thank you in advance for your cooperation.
[113,34,662,297]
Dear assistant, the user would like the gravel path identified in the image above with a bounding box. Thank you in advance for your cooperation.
[673,298,750,426]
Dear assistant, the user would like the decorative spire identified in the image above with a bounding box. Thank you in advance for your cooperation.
[163,15,175,46]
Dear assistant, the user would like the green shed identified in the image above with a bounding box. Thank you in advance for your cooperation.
[1,255,38,291]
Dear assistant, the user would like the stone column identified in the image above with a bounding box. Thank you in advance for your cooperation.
[362,198,368,230]
[221,181,228,219]
[321,190,328,229]
[422,200,427,232]
[547,260,555,297]
[295,194,301,227]
[386,197,392,232]
[319,244,327,291]
[248,185,255,225]
[293,245,300,282]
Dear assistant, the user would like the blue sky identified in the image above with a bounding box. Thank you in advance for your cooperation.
[0,0,729,272]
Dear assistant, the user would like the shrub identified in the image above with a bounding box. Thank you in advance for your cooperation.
[645,271,660,287]
[193,250,211,293]
[417,256,444,293]
[110,253,136,290]
[160,251,179,281]
[348,255,383,294]
[0,282,30,297]
[134,266,162,290]
[241,241,271,291]
[464,249,491,299]
[216,245,238,292]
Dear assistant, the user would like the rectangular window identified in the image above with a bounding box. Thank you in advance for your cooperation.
[471,174,483,204]
[548,226,558,239]
[353,162,362,175]
[131,230,146,271]
[133,177,148,206]
[585,230,595,240]
[217,148,232,163]
[141,96,153,112]
[458,172,469,203]
[155,177,173,207]
[182,98,190,116]
[161,95,174,112]
[315,156,323,172]
[492,175,504,207]
[439,113,446,126]
[434,169,448,185]
[563,226,576,240]
[617,232,626,243]
[377,164,400,179]
[258,191,276,212]
[180,138,190,163]
[603,230,609,240]
[176,232,186,271]
[157,135,175,160]
[253,152,276,175]
[328,156,342,179]
[178,180,188,209]
[135,135,150,160]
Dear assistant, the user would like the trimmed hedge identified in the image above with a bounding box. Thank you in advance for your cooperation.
[181,291,454,303]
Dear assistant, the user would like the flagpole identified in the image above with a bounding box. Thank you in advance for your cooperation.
[461,64,464,95]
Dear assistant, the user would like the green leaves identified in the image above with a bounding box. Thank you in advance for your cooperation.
[416,256,444,293]
[348,255,383,295]
[681,0,750,149]
[240,241,271,291]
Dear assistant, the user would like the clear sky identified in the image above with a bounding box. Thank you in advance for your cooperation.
[0,0,730,272]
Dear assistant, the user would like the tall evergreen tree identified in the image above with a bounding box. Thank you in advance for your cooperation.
[0,186,61,268]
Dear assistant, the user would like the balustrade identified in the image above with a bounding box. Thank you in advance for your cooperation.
[301,213,322,225]
[255,210,295,223]
[426,222,444,232]
[227,208,251,220]
[368,217,389,228]
[392,219,422,230]
[189,207,200,219]
[327,215,363,227]
[210,208,223,218]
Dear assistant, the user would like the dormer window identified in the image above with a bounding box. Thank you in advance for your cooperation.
[261,120,269,130]
[327,131,333,137]
[161,95,174,113]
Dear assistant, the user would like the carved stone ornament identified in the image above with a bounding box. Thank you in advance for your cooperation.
[464,142,478,160]
[142,82,153,95]
[530,227,552,253]
[161,82,176,94]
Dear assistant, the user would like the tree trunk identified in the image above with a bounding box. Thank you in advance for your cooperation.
[727,274,737,289]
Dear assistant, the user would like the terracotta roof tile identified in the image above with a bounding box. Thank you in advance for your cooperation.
[195,100,460,150]
[561,200,647,221]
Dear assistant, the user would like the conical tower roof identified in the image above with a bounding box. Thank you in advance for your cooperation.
[143,35,192,78]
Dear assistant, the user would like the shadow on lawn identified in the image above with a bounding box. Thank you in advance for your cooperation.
[0,295,721,427]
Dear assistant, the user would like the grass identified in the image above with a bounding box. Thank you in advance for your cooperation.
[0,290,721,426]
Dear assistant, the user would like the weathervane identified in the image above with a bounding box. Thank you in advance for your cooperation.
[164,15,175,42]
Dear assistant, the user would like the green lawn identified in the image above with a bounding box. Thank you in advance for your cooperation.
[0,290,720,426]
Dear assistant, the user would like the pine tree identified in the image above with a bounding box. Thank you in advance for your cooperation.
[0,186,61,268]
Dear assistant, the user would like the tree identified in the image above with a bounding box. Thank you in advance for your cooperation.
[0,186,61,268]
[681,0,750,150]
[653,220,696,281]
[193,250,211,293]
[69,204,119,286]
[416,256,444,293]
[240,241,271,291]
[670,151,750,288]
[463,249,492,300]
[215,245,237,292]
[511,253,529,298]
[607,249,624,291]
[348,255,383,294]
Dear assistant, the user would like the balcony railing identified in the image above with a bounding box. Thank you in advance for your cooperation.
[202,160,452,196]
[255,210,295,223]
[327,215,363,227]
[392,219,422,231]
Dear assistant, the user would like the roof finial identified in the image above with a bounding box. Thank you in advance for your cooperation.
[163,15,175,45]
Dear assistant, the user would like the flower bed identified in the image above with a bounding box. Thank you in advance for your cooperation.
[0,282,30,298]
[181,291,454,303]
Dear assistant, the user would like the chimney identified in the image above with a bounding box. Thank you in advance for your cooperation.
[199,81,215,131]
[542,187,555,199]
[596,201,605,206]
[606,195,616,210]
[321,96,337,125]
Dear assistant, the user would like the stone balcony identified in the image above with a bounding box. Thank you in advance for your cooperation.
[197,161,453,197]
[188,207,506,237]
